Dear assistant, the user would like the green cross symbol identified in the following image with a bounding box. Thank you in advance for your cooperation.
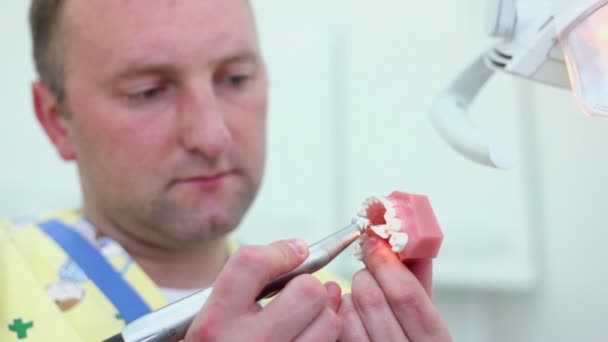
[8,318,34,339]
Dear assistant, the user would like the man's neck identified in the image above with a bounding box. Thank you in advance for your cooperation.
[83,209,230,290]
[130,237,229,290]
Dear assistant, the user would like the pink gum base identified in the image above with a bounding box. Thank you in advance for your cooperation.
[365,191,443,260]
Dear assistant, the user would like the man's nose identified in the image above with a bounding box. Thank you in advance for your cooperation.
[178,85,233,158]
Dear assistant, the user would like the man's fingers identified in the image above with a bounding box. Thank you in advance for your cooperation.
[351,269,410,341]
[337,294,370,342]
[293,307,343,342]
[258,274,328,341]
[361,236,451,341]
[208,239,309,313]
[325,281,342,312]
[291,282,342,342]
[405,259,433,298]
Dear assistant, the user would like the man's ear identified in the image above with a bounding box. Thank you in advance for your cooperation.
[32,81,77,161]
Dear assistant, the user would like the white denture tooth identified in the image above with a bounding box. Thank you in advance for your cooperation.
[387,219,402,232]
[368,225,381,237]
[370,225,390,239]
[358,208,367,217]
[389,232,409,253]
[378,196,392,209]
[384,207,396,221]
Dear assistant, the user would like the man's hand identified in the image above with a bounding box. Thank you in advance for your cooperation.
[185,239,343,341]
[338,236,452,341]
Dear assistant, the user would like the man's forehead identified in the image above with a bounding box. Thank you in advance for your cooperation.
[63,0,254,33]
[61,0,258,71]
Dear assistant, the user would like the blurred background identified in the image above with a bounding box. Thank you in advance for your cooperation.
[2,1,608,340]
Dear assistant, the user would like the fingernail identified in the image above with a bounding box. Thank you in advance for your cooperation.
[287,238,308,258]
[361,236,381,255]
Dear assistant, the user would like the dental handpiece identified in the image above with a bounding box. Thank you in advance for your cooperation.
[103,216,369,342]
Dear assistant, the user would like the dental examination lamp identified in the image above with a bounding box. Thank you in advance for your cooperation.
[431,0,606,168]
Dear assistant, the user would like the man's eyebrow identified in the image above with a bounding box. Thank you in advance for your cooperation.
[107,49,261,82]
[109,61,177,81]
[217,49,261,65]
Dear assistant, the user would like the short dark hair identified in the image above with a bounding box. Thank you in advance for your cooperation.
[29,0,67,102]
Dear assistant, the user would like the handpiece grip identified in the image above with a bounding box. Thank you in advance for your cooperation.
[256,245,331,300]
[111,218,367,342]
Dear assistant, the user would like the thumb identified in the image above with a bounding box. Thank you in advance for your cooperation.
[206,239,309,313]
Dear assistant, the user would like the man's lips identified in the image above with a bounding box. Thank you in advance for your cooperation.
[173,171,234,188]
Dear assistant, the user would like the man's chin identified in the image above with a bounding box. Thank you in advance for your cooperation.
[158,186,256,243]
[164,211,239,244]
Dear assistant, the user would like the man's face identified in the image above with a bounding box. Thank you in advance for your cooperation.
[59,0,268,246]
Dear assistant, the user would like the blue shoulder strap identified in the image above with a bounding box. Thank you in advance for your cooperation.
[39,219,151,323]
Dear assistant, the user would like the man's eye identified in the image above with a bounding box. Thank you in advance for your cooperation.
[225,74,251,88]
[129,85,167,101]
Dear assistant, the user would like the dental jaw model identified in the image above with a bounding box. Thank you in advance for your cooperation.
[357,191,444,260]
